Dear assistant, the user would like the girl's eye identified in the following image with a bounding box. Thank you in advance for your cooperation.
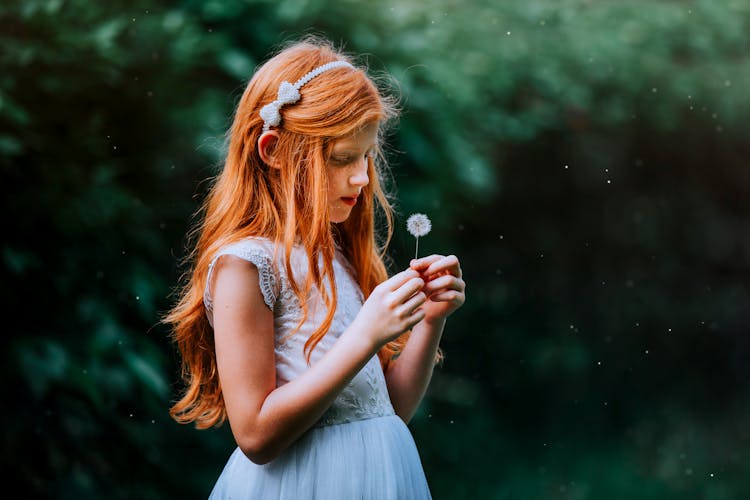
[331,156,351,164]
[330,151,374,166]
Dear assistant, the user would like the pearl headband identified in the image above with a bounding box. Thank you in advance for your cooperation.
[259,60,355,132]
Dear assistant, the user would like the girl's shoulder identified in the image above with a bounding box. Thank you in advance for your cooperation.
[213,236,276,261]
[205,237,281,317]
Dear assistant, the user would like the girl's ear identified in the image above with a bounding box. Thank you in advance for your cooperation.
[258,131,282,169]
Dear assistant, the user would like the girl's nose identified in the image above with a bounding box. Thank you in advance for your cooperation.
[349,157,369,187]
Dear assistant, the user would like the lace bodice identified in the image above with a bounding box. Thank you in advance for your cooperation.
[204,237,395,427]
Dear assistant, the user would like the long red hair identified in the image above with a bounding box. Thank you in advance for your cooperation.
[163,37,406,428]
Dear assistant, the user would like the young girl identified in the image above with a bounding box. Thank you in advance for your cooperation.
[165,36,466,499]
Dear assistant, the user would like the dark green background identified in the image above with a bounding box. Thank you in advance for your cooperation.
[3,0,750,498]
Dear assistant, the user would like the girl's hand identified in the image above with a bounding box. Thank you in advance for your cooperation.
[352,269,427,347]
[410,254,466,325]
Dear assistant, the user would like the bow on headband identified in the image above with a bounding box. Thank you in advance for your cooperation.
[259,60,355,132]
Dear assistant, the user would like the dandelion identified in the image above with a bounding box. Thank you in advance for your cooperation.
[407,213,432,259]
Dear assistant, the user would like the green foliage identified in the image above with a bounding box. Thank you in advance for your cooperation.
[3,0,750,498]
[1,1,237,497]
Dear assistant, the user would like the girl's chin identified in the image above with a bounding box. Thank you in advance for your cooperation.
[329,205,354,224]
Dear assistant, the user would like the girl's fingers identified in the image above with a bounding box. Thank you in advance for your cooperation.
[385,268,421,291]
[405,309,426,330]
[391,276,425,304]
[399,290,427,316]
[410,254,442,271]
[428,290,464,303]
[425,254,461,277]
[412,254,462,278]
[422,275,464,295]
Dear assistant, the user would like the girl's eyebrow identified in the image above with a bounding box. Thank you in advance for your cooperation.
[332,144,376,155]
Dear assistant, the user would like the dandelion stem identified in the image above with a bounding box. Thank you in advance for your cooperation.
[415,237,419,259]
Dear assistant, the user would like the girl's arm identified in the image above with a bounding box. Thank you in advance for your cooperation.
[212,256,426,465]
[385,254,466,423]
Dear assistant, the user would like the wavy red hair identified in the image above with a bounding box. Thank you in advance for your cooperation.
[163,37,411,429]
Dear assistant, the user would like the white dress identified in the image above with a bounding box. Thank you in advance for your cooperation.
[203,237,432,500]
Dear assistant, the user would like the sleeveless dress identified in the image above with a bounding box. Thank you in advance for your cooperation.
[203,237,433,500]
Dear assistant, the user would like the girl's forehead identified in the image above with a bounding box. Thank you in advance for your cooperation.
[332,123,379,150]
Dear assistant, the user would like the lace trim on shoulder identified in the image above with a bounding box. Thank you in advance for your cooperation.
[204,241,278,324]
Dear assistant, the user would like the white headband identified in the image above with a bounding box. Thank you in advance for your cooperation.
[259,60,355,132]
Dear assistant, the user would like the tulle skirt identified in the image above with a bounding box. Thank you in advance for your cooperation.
[208,415,432,500]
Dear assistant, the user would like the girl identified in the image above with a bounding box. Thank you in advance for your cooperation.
[164,36,466,499]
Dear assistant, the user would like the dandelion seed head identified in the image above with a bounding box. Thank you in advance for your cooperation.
[407,213,432,238]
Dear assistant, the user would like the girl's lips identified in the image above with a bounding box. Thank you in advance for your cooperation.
[340,196,357,206]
